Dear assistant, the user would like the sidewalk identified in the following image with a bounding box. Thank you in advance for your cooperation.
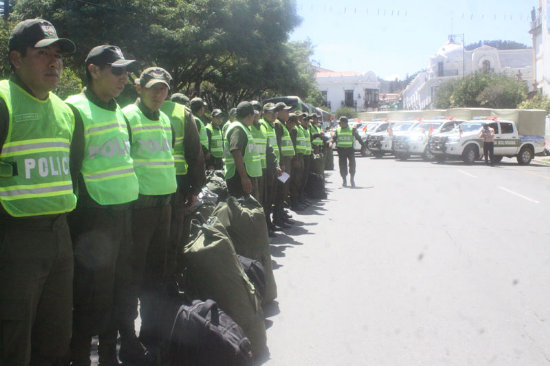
[534,155,550,165]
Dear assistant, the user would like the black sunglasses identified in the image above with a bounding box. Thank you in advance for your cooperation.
[110,66,127,76]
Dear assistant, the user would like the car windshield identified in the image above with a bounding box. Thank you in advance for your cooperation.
[411,122,442,132]
[440,122,461,133]
[392,122,414,131]
[459,122,484,132]
[375,123,389,132]
[365,123,378,132]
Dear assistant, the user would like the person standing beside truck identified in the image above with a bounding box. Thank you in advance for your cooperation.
[479,124,495,165]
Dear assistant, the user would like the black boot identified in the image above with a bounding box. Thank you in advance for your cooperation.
[70,334,92,366]
[119,332,156,366]
[342,176,347,186]
[97,332,120,366]
[350,175,355,188]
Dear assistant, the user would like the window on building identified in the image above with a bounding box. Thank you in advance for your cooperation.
[364,88,379,108]
[437,62,444,77]
[344,90,354,107]
[482,60,491,73]
[321,91,328,106]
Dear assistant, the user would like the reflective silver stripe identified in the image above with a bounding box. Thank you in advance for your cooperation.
[132,126,170,132]
[0,184,72,197]
[87,123,122,134]
[175,138,184,143]
[2,141,70,154]
[134,161,174,166]
[85,168,135,180]
[174,156,185,161]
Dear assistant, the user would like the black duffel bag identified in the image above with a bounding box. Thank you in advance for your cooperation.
[237,255,266,300]
[166,299,253,366]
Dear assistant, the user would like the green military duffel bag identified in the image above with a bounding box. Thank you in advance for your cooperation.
[182,216,267,356]
[212,196,277,305]
[205,169,228,202]
[311,153,325,175]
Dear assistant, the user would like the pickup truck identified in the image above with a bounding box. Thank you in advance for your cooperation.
[392,119,464,161]
[367,121,414,158]
[429,118,545,165]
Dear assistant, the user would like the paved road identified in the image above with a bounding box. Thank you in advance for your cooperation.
[263,155,550,366]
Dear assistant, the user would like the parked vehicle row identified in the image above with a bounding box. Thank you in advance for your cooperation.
[360,116,545,166]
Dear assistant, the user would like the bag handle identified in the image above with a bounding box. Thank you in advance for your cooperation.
[197,299,220,325]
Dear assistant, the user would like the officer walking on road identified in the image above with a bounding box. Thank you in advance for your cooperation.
[333,116,365,187]
[65,45,148,366]
[0,18,77,366]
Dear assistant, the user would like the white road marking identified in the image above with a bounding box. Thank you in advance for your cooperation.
[457,169,477,178]
[498,186,540,204]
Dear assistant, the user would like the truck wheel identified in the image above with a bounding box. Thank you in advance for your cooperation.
[462,145,477,164]
[517,146,533,165]
[434,155,446,163]
[423,147,434,161]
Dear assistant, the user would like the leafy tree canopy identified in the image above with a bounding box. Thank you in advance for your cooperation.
[434,72,527,109]
[8,0,326,110]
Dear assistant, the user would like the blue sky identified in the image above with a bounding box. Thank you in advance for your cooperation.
[290,0,539,80]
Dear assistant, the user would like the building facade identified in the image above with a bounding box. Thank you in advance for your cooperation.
[402,38,533,110]
[530,0,550,95]
[315,67,381,113]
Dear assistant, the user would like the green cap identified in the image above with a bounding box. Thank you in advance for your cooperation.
[236,101,254,118]
[138,67,172,88]
[9,19,75,54]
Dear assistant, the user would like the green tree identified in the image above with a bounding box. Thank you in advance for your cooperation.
[11,0,310,109]
[335,106,357,119]
[434,72,527,109]
[518,93,550,113]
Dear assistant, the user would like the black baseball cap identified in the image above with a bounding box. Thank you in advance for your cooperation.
[138,67,172,88]
[236,101,254,118]
[9,19,75,54]
[170,93,189,105]
[85,45,135,67]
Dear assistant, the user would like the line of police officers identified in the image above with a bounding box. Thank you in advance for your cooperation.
[0,18,359,366]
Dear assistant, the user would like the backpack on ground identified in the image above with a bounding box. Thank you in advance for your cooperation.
[166,299,253,366]
[182,216,267,356]
[212,196,277,305]
[305,172,327,199]
[237,255,266,300]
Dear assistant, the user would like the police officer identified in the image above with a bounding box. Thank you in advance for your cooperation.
[190,97,210,163]
[309,113,326,175]
[224,101,262,199]
[65,45,147,366]
[300,114,313,203]
[205,108,224,170]
[333,116,365,187]
[170,92,189,106]
[161,92,205,256]
[273,102,294,228]
[259,103,282,236]
[0,19,76,366]
[121,67,177,358]
[288,112,305,210]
